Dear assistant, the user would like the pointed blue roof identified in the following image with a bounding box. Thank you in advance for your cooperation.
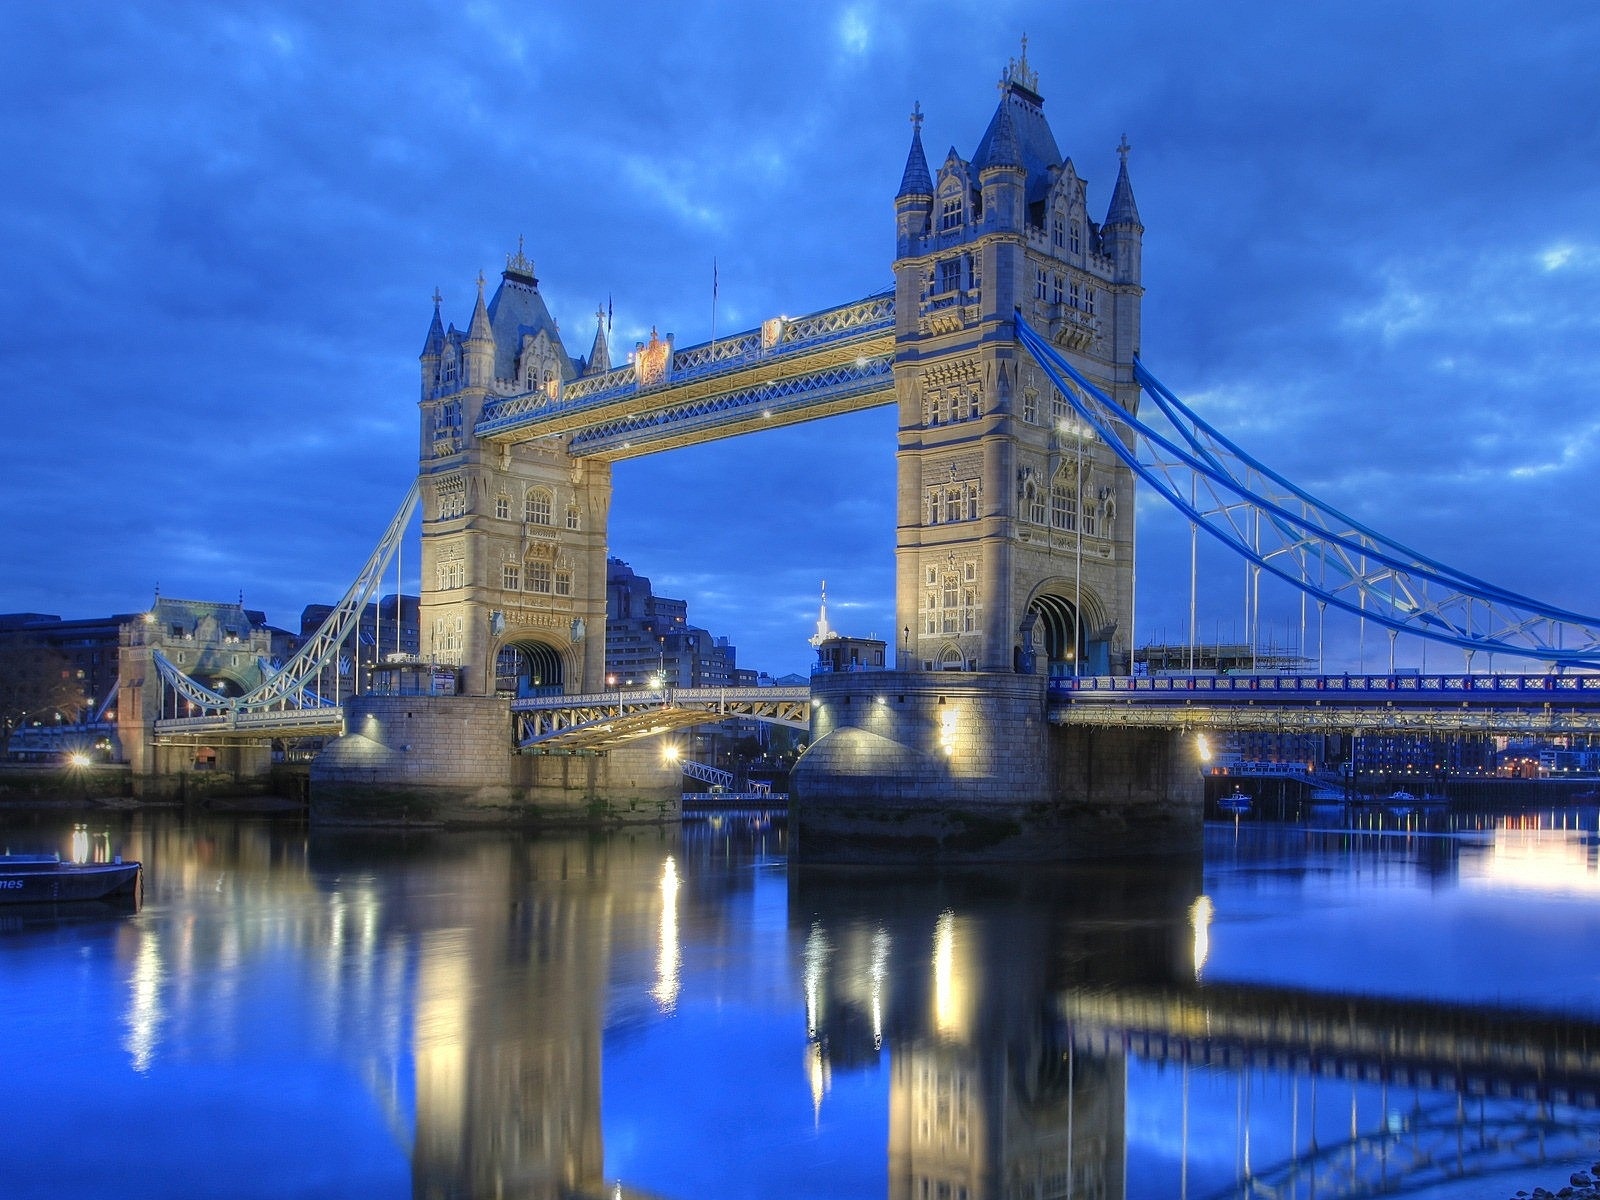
[484,244,575,382]
[983,100,1024,172]
[896,102,933,198]
[972,81,1064,205]
[420,289,445,358]
[1105,138,1142,228]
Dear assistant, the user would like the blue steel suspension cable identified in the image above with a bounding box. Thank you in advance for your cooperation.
[1131,357,1589,618]
[1014,315,1600,665]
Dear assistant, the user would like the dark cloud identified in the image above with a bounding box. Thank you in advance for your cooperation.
[3,0,1598,673]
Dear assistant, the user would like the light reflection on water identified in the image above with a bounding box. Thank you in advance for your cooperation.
[0,809,1597,1199]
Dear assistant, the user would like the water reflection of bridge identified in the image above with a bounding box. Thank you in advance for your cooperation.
[792,862,1600,1200]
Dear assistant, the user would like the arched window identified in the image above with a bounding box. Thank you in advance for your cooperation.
[1027,481,1046,525]
[524,488,553,525]
[929,490,943,524]
[940,194,963,230]
[496,495,511,520]
[502,563,520,591]
[527,559,551,593]
[554,566,572,596]
[565,504,581,531]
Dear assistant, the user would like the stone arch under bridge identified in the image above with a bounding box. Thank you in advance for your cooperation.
[1022,582,1115,678]
[493,637,568,698]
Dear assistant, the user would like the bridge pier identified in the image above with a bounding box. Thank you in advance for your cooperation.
[310,694,680,826]
[791,671,1201,861]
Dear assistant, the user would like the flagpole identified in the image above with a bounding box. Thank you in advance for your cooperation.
[711,257,718,355]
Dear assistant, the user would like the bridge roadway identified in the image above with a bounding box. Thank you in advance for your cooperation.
[511,685,810,752]
[474,290,895,459]
[1052,670,1600,735]
[146,671,1600,746]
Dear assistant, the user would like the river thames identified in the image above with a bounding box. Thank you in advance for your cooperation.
[3,805,1600,1200]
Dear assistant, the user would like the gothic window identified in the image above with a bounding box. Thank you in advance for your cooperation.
[565,504,581,531]
[1069,221,1082,254]
[524,487,553,525]
[1083,499,1099,537]
[496,495,510,520]
[928,390,946,426]
[938,258,961,293]
[940,194,963,230]
[502,563,520,591]
[1022,389,1038,424]
[1069,281,1081,309]
[1034,267,1048,300]
[555,566,572,596]
[1051,214,1065,249]
[1051,388,1070,423]
[1027,481,1045,524]
[434,616,463,663]
[1051,477,1077,531]
[1083,286,1096,315]
[436,483,465,521]
[528,559,551,593]
[440,353,458,387]
[1052,274,1064,304]
[926,567,938,586]
[928,489,943,524]
[962,589,977,631]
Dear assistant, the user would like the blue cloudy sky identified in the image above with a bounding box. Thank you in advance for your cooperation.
[4,1,1598,675]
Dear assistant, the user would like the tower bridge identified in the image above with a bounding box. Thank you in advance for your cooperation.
[105,43,1600,854]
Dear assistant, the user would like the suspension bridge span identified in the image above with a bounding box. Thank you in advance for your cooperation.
[106,47,1600,854]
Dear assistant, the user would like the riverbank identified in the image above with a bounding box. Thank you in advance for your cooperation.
[1514,1165,1600,1198]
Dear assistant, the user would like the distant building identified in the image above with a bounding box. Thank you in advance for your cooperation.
[604,558,738,689]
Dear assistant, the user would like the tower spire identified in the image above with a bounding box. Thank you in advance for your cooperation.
[585,302,611,375]
[1105,134,1142,228]
[895,102,933,198]
[467,271,493,340]
[420,287,445,356]
[808,580,835,647]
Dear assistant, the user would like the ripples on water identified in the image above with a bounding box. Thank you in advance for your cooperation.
[2,805,1599,1199]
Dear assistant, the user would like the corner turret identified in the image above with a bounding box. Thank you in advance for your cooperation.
[464,272,495,388]
[978,98,1025,232]
[1103,135,1143,286]
[584,305,611,376]
[895,102,934,255]
[419,288,444,399]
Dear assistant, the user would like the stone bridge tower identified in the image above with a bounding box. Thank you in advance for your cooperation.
[892,43,1142,679]
[416,249,613,697]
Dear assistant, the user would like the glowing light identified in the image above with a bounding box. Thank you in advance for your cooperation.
[1189,895,1214,980]
[803,921,829,1038]
[870,927,890,1050]
[932,909,966,1037]
[663,744,680,764]
[651,856,681,1013]
[68,752,91,768]
[1196,734,1211,763]
[123,928,164,1072]
[70,823,89,864]
[938,706,959,756]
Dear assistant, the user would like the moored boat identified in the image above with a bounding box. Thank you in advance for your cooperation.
[1218,788,1252,815]
[0,854,142,904]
